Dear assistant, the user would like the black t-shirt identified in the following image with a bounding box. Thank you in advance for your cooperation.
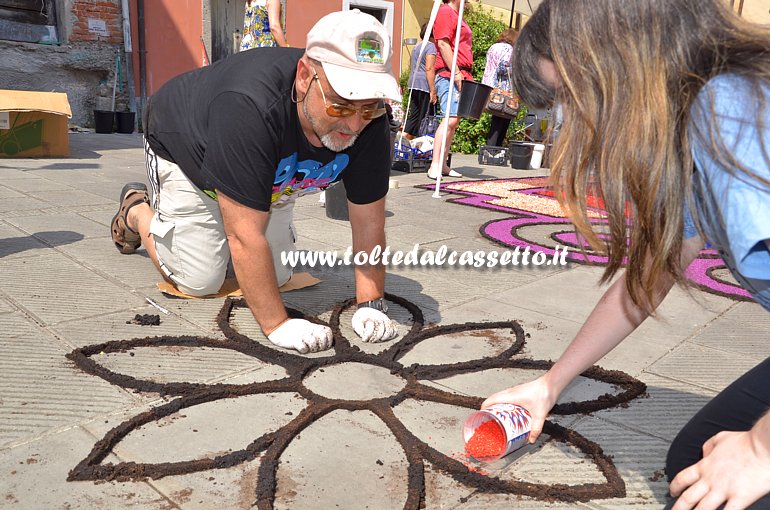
[143,47,390,211]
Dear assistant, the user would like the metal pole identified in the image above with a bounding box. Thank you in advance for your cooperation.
[137,0,147,119]
[509,0,515,28]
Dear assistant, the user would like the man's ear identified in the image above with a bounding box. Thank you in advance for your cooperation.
[295,56,314,98]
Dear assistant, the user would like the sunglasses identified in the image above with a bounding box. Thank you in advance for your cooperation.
[310,65,387,120]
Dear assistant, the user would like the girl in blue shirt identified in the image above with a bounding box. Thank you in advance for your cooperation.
[484,1,770,509]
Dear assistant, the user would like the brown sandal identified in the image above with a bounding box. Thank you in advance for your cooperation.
[111,182,149,254]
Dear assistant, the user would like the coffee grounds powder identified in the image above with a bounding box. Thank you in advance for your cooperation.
[67,293,646,508]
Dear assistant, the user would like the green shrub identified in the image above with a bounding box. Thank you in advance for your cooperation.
[451,4,524,153]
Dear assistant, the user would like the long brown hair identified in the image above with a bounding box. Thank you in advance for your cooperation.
[513,0,770,313]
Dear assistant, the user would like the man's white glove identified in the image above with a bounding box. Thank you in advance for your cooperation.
[352,307,398,343]
[267,319,333,354]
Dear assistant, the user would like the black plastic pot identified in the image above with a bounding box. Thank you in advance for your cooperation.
[116,111,136,134]
[457,80,492,120]
[509,141,534,169]
[93,110,114,134]
[325,181,349,221]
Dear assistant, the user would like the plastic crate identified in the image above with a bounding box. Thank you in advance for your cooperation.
[392,145,433,173]
[478,145,509,166]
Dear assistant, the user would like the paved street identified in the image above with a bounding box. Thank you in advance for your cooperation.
[1,132,768,509]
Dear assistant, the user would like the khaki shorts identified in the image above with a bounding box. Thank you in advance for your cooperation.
[144,139,295,296]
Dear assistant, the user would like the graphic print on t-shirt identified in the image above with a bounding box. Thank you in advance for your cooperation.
[271,152,349,204]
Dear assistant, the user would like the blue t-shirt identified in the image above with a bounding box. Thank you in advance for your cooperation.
[683,74,770,310]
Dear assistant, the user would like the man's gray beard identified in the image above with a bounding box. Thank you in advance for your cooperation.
[304,100,358,152]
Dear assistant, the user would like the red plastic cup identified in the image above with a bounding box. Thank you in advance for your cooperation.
[463,404,532,462]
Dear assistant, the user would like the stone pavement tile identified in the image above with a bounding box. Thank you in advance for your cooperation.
[82,393,305,466]
[51,305,212,348]
[274,409,409,509]
[57,237,166,290]
[28,189,115,207]
[0,185,25,199]
[439,297,720,378]
[3,177,71,193]
[0,427,169,509]
[0,165,29,179]
[0,298,14,313]
[488,265,736,349]
[570,416,671,508]
[0,252,146,325]
[291,217,352,247]
[382,223,458,253]
[151,293,234,337]
[25,168,110,189]
[594,373,716,442]
[84,342,279,386]
[0,196,50,214]
[0,222,49,259]
[6,211,107,242]
[294,234,338,254]
[413,258,563,294]
[386,193,511,238]
[145,461,264,510]
[77,206,118,231]
[0,317,138,448]
[424,463,592,509]
[397,328,525,368]
[383,268,484,314]
[646,342,761,392]
[688,301,770,359]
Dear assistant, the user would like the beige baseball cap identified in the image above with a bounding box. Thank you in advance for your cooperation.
[305,10,401,102]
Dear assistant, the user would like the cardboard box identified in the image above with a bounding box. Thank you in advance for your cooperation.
[0,90,72,157]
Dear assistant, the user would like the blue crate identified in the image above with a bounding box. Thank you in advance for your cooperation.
[392,144,433,173]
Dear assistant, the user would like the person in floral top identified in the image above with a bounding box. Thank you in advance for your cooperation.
[241,0,287,49]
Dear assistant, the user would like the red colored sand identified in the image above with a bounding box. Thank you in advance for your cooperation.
[465,420,506,459]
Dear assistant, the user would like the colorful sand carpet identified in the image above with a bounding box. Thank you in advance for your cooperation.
[428,177,750,302]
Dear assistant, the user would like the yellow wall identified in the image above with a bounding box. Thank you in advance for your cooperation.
[401,0,434,73]
[737,0,770,23]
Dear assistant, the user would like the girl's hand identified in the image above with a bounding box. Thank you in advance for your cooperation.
[481,375,558,443]
[669,428,770,510]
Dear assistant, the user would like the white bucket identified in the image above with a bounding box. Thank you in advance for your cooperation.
[529,143,546,169]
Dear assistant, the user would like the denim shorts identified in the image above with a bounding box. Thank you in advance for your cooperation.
[435,75,460,117]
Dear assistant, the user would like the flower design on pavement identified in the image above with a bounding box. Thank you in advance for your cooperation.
[424,177,751,301]
[66,294,646,508]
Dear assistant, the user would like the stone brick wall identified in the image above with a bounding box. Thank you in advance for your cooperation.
[69,0,123,45]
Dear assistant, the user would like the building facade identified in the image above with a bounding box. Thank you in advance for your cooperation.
[1,0,767,127]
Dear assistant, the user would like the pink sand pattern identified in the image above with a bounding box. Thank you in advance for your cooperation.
[432,177,751,301]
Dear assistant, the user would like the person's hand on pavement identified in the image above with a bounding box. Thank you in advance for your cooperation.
[352,307,398,343]
[267,318,333,353]
[481,375,558,443]
[669,428,770,510]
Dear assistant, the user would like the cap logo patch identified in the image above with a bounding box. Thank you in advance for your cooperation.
[356,37,384,64]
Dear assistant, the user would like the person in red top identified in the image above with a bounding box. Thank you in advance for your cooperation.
[427,0,473,179]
